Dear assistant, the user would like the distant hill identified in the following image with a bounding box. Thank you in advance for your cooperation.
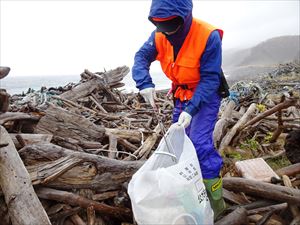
[223,35,300,80]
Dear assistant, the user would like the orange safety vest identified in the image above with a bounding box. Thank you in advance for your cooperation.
[155,18,223,101]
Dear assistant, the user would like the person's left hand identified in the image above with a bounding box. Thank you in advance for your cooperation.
[178,111,192,128]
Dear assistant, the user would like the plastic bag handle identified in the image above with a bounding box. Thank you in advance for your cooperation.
[154,151,177,160]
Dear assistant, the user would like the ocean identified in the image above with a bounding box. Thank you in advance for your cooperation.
[0,72,171,95]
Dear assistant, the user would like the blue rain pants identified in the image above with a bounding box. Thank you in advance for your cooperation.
[172,92,223,179]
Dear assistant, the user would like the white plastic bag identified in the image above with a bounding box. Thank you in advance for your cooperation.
[128,124,214,225]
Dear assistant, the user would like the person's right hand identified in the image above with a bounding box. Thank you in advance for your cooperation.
[139,87,157,108]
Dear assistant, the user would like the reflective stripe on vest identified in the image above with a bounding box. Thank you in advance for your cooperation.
[155,18,223,101]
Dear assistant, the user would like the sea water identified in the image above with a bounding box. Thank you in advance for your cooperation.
[0,72,171,95]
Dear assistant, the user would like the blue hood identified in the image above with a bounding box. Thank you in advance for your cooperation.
[148,0,193,22]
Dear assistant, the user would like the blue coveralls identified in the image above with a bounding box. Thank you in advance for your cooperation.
[132,0,223,179]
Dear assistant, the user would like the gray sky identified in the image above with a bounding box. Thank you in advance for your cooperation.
[0,0,299,77]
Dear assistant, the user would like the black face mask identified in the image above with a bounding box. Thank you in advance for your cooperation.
[153,16,184,33]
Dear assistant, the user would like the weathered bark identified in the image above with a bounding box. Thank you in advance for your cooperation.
[227,200,277,212]
[61,66,129,102]
[52,136,103,151]
[36,187,131,220]
[87,206,96,225]
[223,188,250,205]
[126,124,161,160]
[105,128,142,143]
[269,96,285,143]
[107,133,118,159]
[26,155,83,185]
[0,89,10,113]
[36,104,105,142]
[248,214,283,225]
[215,207,248,225]
[219,103,257,153]
[0,112,40,125]
[92,191,119,201]
[214,100,236,148]
[60,78,102,102]
[247,203,288,215]
[282,175,300,224]
[70,214,87,225]
[275,163,300,177]
[118,138,138,153]
[10,133,53,149]
[223,177,300,205]
[19,143,143,191]
[0,126,51,225]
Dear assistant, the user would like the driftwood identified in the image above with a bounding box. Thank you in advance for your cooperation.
[269,96,285,143]
[247,202,288,215]
[227,199,277,212]
[223,177,300,205]
[60,66,129,102]
[134,124,161,160]
[60,78,103,102]
[215,207,248,225]
[19,143,143,191]
[223,188,250,205]
[0,126,51,225]
[36,187,130,220]
[214,100,236,148]
[248,214,283,225]
[275,163,300,177]
[0,112,40,125]
[242,97,297,129]
[219,103,257,153]
[0,89,10,113]
[36,103,105,141]
[2,64,299,224]
[87,206,96,225]
[282,175,300,224]
[9,133,53,149]
[27,155,83,185]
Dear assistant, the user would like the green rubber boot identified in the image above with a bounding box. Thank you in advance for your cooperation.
[203,177,226,220]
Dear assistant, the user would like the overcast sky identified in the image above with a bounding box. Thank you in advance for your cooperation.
[0,0,299,77]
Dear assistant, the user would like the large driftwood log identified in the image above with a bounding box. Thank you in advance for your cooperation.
[214,100,236,148]
[0,126,51,225]
[219,103,257,153]
[36,104,105,141]
[60,78,102,102]
[223,177,300,205]
[27,155,83,185]
[60,66,129,102]
[19,143,143,191]
[36,187,131,220]
[215,207,248,225]
[276,163,300,177]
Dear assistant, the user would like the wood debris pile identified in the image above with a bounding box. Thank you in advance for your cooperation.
[0,64,299,225]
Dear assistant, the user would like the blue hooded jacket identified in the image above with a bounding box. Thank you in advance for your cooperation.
[132,0,222,116]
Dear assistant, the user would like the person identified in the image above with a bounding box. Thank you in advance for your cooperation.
[132,0,226,220]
